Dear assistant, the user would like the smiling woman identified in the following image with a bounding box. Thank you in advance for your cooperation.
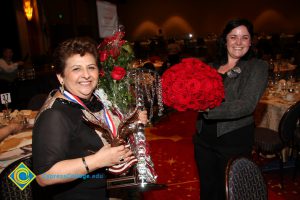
[56,53,99,100]
[193,19,269,200]
[225,25,251,62]
[32,37,148,200]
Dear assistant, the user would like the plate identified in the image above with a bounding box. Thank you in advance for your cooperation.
[0,148,24,161]
[0,131,32,152]
[19,110,32,116]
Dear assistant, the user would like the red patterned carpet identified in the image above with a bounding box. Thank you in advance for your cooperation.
[142,111,300,200]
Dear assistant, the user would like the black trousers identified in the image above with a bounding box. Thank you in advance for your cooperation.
[194,123,254,200]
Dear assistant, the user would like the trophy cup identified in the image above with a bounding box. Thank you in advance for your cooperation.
[83,68,165,191]
[94,30,166,191]
[106,68,165,190]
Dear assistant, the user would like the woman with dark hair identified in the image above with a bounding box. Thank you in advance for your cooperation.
[193,19,268,199]
[33,37,147,200]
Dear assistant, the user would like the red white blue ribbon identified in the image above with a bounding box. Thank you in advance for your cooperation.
[103,108,117,137]
[62,90,117,137]
[63,90,88,110]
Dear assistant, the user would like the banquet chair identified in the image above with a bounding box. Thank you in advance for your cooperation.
[293,125,300,180]
[254,100,300,188]
[0,155,40,200]
[225,157,268,200]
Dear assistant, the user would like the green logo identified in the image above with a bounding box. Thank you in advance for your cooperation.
[8,162,36,190]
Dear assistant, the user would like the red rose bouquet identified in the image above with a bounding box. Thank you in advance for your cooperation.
[161,58,224,111]
[95,31,135,114]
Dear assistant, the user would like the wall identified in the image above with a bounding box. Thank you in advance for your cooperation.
[43,0,99,48]
[5,0,300,58]
[117,0,300,40]
[0,0,21,58]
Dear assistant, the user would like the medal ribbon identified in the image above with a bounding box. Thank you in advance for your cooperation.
[63,90,117,137]
[63,90,88,110]
[103,108,117,137]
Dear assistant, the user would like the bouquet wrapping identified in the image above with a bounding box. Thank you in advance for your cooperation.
[95,31,135,114]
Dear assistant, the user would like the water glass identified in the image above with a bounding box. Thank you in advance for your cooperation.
[2,109,11,120]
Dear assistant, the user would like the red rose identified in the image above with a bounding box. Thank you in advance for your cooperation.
[109,48,120,58]
[99,50,108,62]
[111,66,126,80]
[99,69,105,77]
[162,58,224,111]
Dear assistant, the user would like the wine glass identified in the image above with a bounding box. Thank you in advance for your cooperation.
[287,74,296,93]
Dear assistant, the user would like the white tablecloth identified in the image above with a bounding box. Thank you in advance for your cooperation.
[255,83,300,131]
[0,130,32,173]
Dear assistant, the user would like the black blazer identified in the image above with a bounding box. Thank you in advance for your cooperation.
[196,58,269,137]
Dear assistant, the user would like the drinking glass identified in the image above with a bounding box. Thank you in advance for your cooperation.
[287,73,296,93]
[2,109,11,120]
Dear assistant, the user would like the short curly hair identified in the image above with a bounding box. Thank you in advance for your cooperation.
[53,37,99,76]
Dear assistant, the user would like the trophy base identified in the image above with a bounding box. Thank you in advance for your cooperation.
[107,167,167,191]
[107,175,166,190]
[107,175,167,191]
[107,175,138,189]
[108,178,166,200]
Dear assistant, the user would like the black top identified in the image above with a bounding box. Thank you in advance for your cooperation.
[32,98,108,200]
[193,74,226,145]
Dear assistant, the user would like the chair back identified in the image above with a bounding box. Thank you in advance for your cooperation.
[225,157,267,200]
[0,155,38,200]
[279,101,300,145]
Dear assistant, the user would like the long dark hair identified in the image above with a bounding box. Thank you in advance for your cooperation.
[215,18,256,66]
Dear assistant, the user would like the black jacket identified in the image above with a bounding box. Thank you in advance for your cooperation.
[196,58,269,137]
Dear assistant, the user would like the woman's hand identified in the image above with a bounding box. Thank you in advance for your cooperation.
[0,123,25,142]
[94,144,134,168]
[138,110,148,125]
[198,108,210,113]
[7,123,25,134]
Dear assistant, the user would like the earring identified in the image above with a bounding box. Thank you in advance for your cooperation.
[60,82,64,93]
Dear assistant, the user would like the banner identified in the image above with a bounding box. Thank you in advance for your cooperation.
[96,1,118,38]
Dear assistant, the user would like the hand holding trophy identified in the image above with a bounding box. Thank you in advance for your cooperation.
[83,31,164,190]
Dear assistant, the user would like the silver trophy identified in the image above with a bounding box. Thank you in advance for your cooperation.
[106,68,164,190]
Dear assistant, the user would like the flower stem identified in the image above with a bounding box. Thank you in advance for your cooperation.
[113,80,117,106]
